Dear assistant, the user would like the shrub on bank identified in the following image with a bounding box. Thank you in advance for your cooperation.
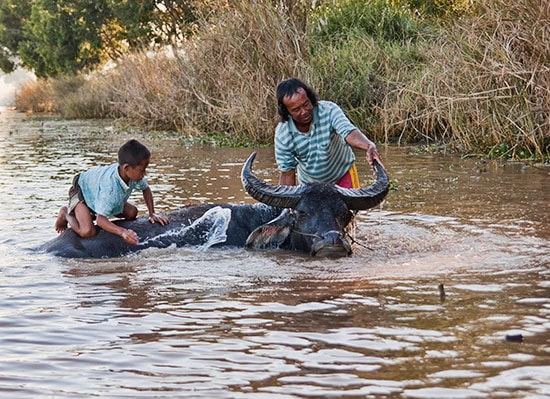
[15,74,115,119]
[307,0,426,140]
[15,79,54,113]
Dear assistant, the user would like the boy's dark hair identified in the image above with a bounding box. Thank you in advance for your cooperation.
[118,139,151,167]
[276,78,319,122]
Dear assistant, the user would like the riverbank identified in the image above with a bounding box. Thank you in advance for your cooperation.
[13,0,550,161]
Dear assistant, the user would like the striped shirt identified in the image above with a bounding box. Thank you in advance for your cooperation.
[78,163,148,217]
[275,100,357,184]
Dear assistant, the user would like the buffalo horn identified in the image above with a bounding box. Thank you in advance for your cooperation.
[336,160,389,210]
[241,152,305,208]
[241,152,389,210]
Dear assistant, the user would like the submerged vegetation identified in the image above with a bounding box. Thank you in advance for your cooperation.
[4,0,549,160]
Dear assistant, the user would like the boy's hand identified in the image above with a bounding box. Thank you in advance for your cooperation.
[148,213,169,225]
[121,229,139,245]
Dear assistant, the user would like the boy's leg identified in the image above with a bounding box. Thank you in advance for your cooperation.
[56,174,86,234]
[118,202,138,220]
[55,206,69,233]
[65,202,96,238]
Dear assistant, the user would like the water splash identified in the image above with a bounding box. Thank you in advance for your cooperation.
[196,206,232,250]
[139,206,232,250]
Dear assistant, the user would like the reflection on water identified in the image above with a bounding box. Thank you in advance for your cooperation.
[0,108,548,398]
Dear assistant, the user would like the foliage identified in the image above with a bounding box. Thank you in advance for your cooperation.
[194,131,262,148]
[403,0,474,18]
[311,0,423,45]
[0,0,218,77]
[0,0,29,73]
[382,0,549,159]
[306,0,427,139]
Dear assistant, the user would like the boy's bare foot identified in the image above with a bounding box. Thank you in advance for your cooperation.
[55,206,69,233]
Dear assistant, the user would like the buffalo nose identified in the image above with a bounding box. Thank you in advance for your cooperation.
[312,230,352,257]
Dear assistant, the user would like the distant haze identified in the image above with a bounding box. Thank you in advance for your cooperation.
[0,68,35,106]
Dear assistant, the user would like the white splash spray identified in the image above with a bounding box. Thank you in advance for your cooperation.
[139,206,232,250]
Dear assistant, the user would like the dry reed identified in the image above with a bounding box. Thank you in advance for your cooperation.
[15,79,54,113]
[104,0,309,142]
[382,0,549,158]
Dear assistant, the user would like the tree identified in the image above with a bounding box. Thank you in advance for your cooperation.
[0,0,218,77]
[0,0,111,77]
[0,0,30,73]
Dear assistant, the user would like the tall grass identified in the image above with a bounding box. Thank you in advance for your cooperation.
[15,79,54,113]
[163,0,309,142]
[311,0,422,44]
[382,0,549,158]
[94,0,308,142]
[15,74,115,118]
[308,0,425,139]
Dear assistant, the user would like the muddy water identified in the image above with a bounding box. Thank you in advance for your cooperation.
[0,108,548,399]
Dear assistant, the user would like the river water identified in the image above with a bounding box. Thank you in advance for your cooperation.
[0,108,548,398]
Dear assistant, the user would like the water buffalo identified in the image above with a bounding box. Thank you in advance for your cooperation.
[40,152,389,258]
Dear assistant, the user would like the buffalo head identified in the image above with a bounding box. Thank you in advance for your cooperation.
[241,152,389,257]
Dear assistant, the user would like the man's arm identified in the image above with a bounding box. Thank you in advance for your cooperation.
[345,129,385,169]
[279,170,296,186]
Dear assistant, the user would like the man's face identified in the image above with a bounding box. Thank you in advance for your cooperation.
[283,88,313,127]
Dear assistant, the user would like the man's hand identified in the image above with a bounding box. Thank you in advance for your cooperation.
[366,144,385,170]
[345,129,385,170]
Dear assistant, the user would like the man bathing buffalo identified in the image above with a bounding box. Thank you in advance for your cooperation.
[49,78,388,258]
[274,78,384,187]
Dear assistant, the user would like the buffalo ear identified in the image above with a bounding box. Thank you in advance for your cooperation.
[245,209,293,250]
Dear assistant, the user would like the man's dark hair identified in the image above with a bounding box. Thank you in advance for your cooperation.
[118,139,151,167]
[276,78,319,122]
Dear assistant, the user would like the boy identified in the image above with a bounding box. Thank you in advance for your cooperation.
[55,139,169,245]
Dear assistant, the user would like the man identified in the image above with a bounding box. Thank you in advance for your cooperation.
[274,78,384,188]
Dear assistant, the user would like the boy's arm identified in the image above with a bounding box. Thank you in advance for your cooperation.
[96,214,139,245]
[142,187,169,225]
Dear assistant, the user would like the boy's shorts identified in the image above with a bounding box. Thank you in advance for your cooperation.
[67,174,84,214]
[67,174,95,219]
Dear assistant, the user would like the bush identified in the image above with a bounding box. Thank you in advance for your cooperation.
[15,79,54,113]
[307,0,426,140]
[311,0,422,44]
